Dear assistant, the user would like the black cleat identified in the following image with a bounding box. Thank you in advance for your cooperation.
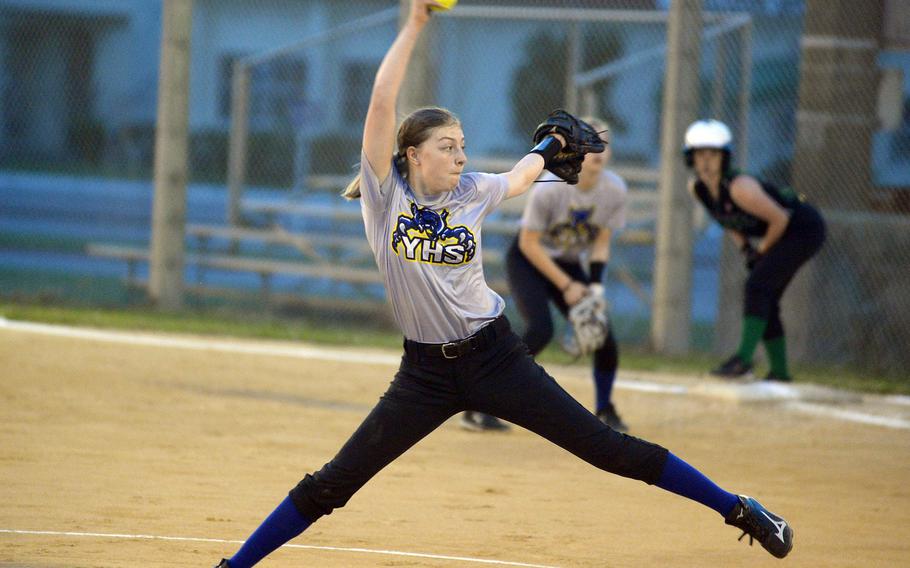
[725,495,793,559]
[596,404,628,433]
[710,354,753,380]
[213,559,230,568]
[763,371,792,382]
[459,412,511,432]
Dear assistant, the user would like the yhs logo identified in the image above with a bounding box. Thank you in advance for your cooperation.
[391,202,476,265]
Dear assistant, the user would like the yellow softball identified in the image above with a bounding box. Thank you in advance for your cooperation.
[429,0,458,11]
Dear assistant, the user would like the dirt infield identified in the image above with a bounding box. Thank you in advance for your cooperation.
[1,324,908,567]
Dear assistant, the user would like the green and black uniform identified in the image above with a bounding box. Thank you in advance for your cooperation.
[694,172,826,378]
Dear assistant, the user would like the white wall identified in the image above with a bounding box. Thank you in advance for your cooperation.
[23,31,69,154]
[1,0,145,17]
[0,0,818,175]
[191,0,333,130]
[436,19,544,157]
[0,33,7,150]
[93,1,162,127]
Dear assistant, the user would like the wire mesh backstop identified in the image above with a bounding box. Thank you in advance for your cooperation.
[1,0,908,376]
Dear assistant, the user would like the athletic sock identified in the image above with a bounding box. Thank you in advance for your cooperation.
[229,496,312,568]
[736,315,768,364]
[656,453,739,517]
[764,336,789,378]
[593,368,616,414]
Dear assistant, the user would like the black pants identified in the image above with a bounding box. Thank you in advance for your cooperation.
[745,204,826,339]
[505,239,618,373]
[289,317,668,522]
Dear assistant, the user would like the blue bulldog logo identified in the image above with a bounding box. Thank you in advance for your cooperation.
[548,206,599,248]
[391,202,476,265]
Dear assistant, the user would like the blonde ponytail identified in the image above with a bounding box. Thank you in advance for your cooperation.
[341,152,410,200]
[341,173,362,200]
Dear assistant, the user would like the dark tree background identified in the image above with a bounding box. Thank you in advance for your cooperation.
[510,25,626,141]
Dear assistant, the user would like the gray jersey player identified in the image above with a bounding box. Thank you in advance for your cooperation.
[506,121,630,430]
[213,3,793,566]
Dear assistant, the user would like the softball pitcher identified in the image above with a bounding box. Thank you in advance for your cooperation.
[684,119,826,381]
[506,118,629,431]
[213,3,793,565]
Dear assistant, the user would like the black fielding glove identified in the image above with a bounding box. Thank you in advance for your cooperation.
[531,109,606,184]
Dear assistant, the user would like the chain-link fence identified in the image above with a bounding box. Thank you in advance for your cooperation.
[1,0,908,376]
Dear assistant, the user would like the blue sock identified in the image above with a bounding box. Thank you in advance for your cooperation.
[593,368,616,413]
[229,496,312,568]
[656,453,739,517]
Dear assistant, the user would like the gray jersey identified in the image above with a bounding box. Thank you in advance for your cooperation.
[359,151,509,343]
[520,170,627,262]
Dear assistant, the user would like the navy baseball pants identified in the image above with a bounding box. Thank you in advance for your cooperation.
[745,203,826,339]
[505,239,618,371]
[289,316,668,521]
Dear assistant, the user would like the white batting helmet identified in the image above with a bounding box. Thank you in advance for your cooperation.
[683,119,733,168]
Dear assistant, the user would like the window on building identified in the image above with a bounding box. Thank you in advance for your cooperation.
[219,54,308,129]
[271,58,308,127]
[343,61,379,125]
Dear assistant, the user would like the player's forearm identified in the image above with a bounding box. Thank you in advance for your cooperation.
[519,234,572,290]
[370,22,425,111]
[590,231,612,263]
[589,249,610,263]
[362,20,428,177]
[505,154,546,199]
[506,134,568,198]
[758,217,789,254]
[726,230,747,249]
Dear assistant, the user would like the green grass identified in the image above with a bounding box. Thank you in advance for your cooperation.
[1,300,907,395]
[0,269,137,305]
[0,301,403,349]
[0,232,96,254]
[535,343,910,394]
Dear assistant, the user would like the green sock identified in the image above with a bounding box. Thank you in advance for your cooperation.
[764,336,789,378]
[736,316,767,364]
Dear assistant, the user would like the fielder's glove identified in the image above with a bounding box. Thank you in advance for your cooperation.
[565,292,609,357]
[532,109,606,184]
